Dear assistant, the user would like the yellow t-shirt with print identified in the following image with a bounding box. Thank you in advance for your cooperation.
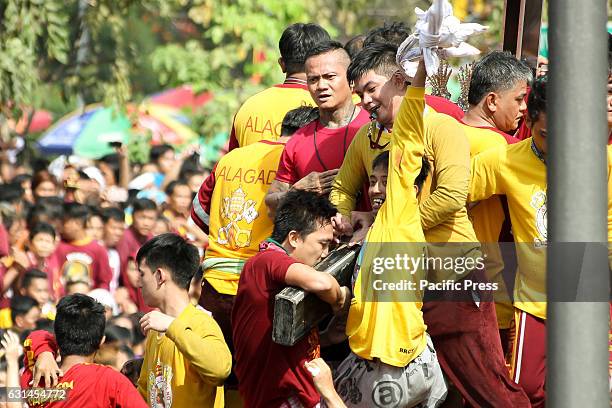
[204,140,285,295]
[232,84,314,148]
[469,139,547,319]
[137,303,231,408]
[347,87,428,368]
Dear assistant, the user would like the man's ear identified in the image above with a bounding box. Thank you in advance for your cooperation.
[392,70,409,89]
[484,92,498,113]
[278,58,287,74]
[287,230,301,249]
[155,268,167,287]
[14,315,23,328]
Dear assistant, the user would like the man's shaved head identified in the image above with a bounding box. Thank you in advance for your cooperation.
[304,40,351,68]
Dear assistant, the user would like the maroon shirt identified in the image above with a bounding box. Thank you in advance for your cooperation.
[232,245,321,408]
[116,227,152,311]
[54,238,112,290]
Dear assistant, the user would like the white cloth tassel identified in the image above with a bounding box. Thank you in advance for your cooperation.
[397,0,488,78]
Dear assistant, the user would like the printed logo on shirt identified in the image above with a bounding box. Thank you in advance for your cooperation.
[244,116,282,137]
[218,185,259,249]
[530,190,547,247]
[217,165,277,185]
[148,360,173,408]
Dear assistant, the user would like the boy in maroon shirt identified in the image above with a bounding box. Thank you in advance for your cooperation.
[54,203,112,291]
[232,190,349,408]
[20,293,146,407]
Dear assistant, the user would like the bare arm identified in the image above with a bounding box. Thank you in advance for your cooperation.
[265,180,291,218]
[285,263,348,312]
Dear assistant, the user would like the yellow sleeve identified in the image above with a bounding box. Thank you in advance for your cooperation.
[419,115,470,230]
[137,335,151,399]
[165,312,232,386]
[377,87,425,225]
[607,146,612,270]
[330,125,370,216]
[468,146,505,203]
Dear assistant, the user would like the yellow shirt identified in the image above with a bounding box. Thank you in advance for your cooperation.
[469,139,547,319]
[230,83,314,148]
[203,140,284,295]
[138,303,231,408]
[462,123,515,326]
[347,87,427,367]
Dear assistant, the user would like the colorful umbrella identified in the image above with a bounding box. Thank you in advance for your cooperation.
[11,109,53,134]
[38,104,198,159]
[148,85,212,109]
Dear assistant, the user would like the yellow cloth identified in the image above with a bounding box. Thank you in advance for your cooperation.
[469,139,547,319]
[204,140,285,295]
[138,303,232,408]
[463,123,514,327]
[0,308,11,329]
[347,87,427,367]
[232,85,314,147]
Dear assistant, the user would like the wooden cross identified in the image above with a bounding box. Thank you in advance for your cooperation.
[502,0,545,69]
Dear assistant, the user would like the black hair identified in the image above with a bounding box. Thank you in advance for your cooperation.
[128,312,146,345]
[35,318,55,334]
[280,106,320,136]
[12,173,32,185]
[608,33,612,74]
[29,222,56,241]
[87,206,102,220]
[22,269,48,291]
[136,233,199,290]
[132,198,157,214]
[98,154,120,184]
[304,40,350,65]
[104,324,133,345]
[26,197,64,230]
[164,179,190,196]
[62,202,90,226]
[54,294,106,357]
[372,151,389,171]
[414,157,431,194]
[121,358,144,387]
[100,206,125,224]
[372,152,430,193]
[0,182,24,205]
[10,295,39,323]
[344,35,366,60]
[527,75,547,122]
[363,22,411,47]
[271,190,337,242]
[178,153,204,181]
[468,51,533,105]
[149,144,174,164]
[279,23,331,74]
[347,42,400,86]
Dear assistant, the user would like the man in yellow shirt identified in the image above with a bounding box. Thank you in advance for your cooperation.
[228,23,329,150]
[333,43,528,407]
[190,106,318,398]
[334,59,447,408]
[460,51,533,345]
[136,233,231,408]
[469,76,548,407]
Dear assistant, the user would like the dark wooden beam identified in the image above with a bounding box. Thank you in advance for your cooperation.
[503,0,545,68]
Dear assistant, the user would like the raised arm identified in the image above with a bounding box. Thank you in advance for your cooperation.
[420,116,471,230]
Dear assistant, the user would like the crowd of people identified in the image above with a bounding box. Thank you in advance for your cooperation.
[0,11,610,408]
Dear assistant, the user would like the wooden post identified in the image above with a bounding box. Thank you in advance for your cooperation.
[502,0,544,68]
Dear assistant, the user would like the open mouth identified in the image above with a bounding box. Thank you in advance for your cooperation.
[318,94,332,102]
[371,196,385,209]
[369,105,380,120]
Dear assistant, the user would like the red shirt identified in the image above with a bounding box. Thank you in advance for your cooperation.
[116,227,152,311]
[275,108,370,184]
[21,331,146,408]
[54,238,112,290]
[232,246,321,408]
[424,94,465,121]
